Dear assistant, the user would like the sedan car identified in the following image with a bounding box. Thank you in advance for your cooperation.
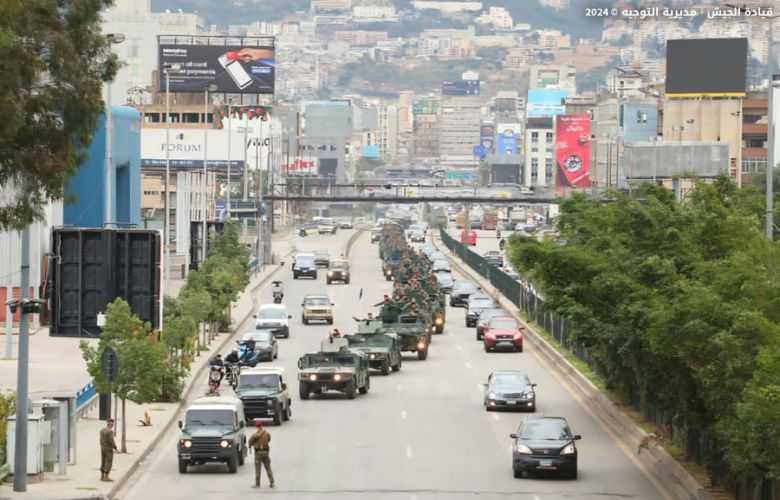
[314,251,330,268]
[460,230,477,246]
[432,259,451,274]
[484,370,536,412]
[465,293,497,327]
[241,330,278,361]
[510,416,581,479]
[339,219,354,229]
[484,316,524,352]
[484,250,504,267]
[434,271,454,293]
[475,308,509,340]
[450,280,478,307]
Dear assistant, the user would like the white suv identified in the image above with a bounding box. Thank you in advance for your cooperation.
[254,304,292,338]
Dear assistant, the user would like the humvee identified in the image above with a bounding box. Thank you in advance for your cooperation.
[345,319,402,375]
[297,337,371,399]
[381,313,430,360]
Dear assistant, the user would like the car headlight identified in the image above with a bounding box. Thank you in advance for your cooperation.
[309,374,317,381]
[488,392,496,399]
[220,440,230,448]
[525,392,535,399]
[435,318,443,325]
[328,271,334,276]
[334,374,342,381]
[417,341,426,349]
[369,354,376,360]
[181,439,192,448]
[561,443,576,455]
[515,444,532,454]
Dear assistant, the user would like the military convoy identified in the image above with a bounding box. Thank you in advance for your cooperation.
[233,367,292,426]
[297,338,371,399]
[177,396,248,474]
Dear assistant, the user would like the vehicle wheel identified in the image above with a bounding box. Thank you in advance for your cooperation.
[274,350,278,359]
[299,383,310,400]
[567,469,578,480]
[392,358,401,372]
[227,454,238,473]
[476,331,481,341]
[345,279,350,284]
[513,467,523,479]
[313,272,318,279]
[302,316,308,325]
[273,403,283,426]
[358,382,368,395]
[484,343,490,353]
[347,381,357,399]
[436,324,444,334]
[381,360,390,376]
[293,274,298,280]
[178,458,188,474]
[518,345,523,353]
[238,445,245,465]
[328,318,333,325]
[417,348,428,360]
[283,403,291,421]
[327,279,331,284]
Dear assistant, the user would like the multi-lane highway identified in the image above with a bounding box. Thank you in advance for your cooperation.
[117,228,675,500]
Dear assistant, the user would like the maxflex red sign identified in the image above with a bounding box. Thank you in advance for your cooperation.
[555,115,591,188]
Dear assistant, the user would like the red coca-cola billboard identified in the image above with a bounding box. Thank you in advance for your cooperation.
[555,115,591,188]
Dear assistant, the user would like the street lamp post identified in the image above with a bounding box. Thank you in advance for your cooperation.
[104,33,125,227]
[227,99,233,220]
[164,64,181,294]
[202,84,217,264]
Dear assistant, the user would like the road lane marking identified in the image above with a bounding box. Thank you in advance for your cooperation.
[476,383,484,392]
[455,344,463,351]
[405,445,414,459]
[397,384,403,393]
[491,413,500,422]
[465,361,473,369]
[401,410,407,420]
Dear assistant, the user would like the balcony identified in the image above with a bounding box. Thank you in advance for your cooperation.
[742,123,767,136]
[742,147,767,158]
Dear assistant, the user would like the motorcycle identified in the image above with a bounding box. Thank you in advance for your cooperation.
[208,364,224,387]
[225,362,240,390]
[271,281,284,304]
[237,340,260,367]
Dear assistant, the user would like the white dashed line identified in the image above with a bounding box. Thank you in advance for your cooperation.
[401,410,407,420]
[397,384,403,393]
[465,361,473,369]
[455,344,463,351]
[491,413,500,422]
[534,496,541,500]
[405,445,414,459]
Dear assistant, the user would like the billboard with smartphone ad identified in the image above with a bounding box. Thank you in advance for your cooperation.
[158,43,275,94]
[555,115,591,188]
[527,89,569,118]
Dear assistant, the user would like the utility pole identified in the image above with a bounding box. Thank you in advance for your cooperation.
[164,67,173,295]
[13,227,30,491]
[227,100,233,220]
[202,84,216,264]
[769,74,778,240]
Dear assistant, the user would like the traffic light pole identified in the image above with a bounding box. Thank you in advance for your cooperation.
[13,227,30,491]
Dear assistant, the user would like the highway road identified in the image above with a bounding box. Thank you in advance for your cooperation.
[117,228,675,500]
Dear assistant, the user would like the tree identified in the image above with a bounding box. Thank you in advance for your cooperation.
[0,0,119,230]
[80,298,168,452]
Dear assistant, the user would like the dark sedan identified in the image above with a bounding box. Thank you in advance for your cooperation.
[510,416,581,479]
[449,280,478,308]
[475,308,508,340]
[314,251,330,268]
[241,330,278,361]
[483,370,536,412]
[465,294,496,327]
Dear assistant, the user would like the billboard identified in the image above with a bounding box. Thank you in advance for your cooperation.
[666,38,747,96]
[442,79,480,96]
[158,42,275,94]
[480,123,495,153]
[555,115,591,188]
[527,89,569,118]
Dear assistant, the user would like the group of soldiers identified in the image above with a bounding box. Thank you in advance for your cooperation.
[375,224,444,325]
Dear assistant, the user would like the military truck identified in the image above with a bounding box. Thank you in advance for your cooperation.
[345,319,402,375]
[297,338,371,399]
[381,250,402,281]
[233,367,291,426]
[177,396,248,474]
[382,313,430,360]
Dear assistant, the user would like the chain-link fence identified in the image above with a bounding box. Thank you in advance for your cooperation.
[439,228,778,500]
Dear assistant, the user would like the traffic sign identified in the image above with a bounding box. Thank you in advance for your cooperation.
[472,145,486,158]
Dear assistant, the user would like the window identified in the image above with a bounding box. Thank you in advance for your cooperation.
[545,132,553,142]
[531,132,538,143]
[545,158,553,179]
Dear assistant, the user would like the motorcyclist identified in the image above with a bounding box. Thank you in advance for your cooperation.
[499,238,506,251]
[209,353,224,367]
[271,281,284,302]
[208,354,225,385]
[225,349,240,364]
[205,380,220,396]
[329,328,342,341]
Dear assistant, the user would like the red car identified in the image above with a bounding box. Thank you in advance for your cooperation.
[483,316,524,352]
[460,230,477,246]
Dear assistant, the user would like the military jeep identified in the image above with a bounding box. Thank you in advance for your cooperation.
[345,319,402,375]
[177,396,247,474]
[234,367,291,426]
[297,338,371,399]
[381,314,430,360]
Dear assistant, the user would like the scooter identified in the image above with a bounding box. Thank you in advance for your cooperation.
[272,281,284,304]
[225,362,240,390]
[208,364,224,387]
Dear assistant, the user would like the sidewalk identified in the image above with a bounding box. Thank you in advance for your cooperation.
[0,231,294,500]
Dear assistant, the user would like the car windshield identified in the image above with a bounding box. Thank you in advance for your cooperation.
[185,409,234,428]
[240,373,280,389]
[519,420,572,441]
[399,316,419,324]
[490,319,518,329]
[453,282,476,294]
[478,309,506,322]
[304,297,330,306]
[492,373,530,391]
[469,298,494,309]
[316,252,329,258]
[296,257,315,266]
[350,335,391,347]
[243,331,273,343]
[433,260,449,268]
[331,261,348,269]
[258,308,287,319]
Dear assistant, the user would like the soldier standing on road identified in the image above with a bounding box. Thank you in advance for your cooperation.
[100,418,118,481]
[248,420,275,489]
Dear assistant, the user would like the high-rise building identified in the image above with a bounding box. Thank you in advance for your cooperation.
[439,95,482,167]
[524,117,555,187]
